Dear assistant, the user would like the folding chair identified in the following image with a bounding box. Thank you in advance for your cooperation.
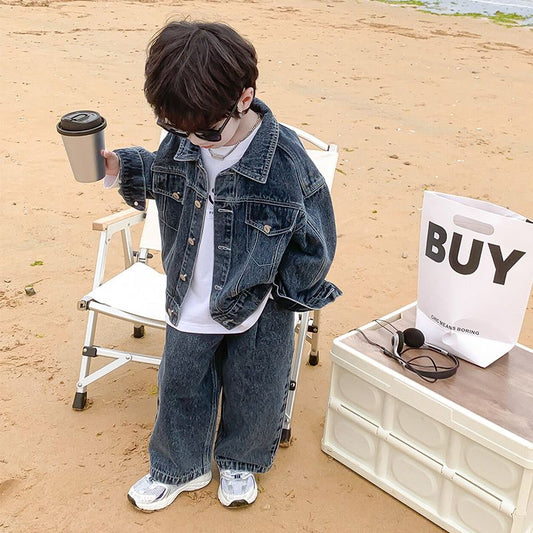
[74,124,338,445]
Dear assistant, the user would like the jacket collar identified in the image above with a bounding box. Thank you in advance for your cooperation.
[172,99,279,185]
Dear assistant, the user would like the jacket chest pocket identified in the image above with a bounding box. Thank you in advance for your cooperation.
[153,172,186,231]
[245,202,299,268]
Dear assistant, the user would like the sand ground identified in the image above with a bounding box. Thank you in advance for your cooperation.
[1,0,532,531]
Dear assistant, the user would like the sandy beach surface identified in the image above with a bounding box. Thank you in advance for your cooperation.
[1,0,532,531]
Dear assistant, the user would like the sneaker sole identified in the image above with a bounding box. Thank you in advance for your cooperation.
[128,472,212,512]
[227,499,254,508]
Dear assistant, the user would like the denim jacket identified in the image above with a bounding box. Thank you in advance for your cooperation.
[115,99,341,330]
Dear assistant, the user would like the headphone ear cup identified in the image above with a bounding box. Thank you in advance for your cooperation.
[403,328,425,349]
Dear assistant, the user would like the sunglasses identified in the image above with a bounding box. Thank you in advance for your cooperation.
[157,99,240,143]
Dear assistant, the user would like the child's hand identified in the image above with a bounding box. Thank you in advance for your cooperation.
[101,149,120,177]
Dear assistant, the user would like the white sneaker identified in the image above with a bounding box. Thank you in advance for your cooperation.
[218,469,258,508]
[128,471,212,512]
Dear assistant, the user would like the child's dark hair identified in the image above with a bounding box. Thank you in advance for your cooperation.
[144,20,259,133]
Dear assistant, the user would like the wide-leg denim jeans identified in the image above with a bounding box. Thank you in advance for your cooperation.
[148,299,295,485]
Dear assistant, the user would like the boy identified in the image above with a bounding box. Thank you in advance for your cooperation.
[102,20,341,511]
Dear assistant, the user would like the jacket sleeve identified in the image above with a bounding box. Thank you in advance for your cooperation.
[273,181,342,312]
[114,147,157,211]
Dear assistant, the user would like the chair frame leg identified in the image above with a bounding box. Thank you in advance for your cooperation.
[73,309,98,410]
[133,324,145,338]
[281,311,310,445]
[308,310,320,366]
[73,220,138,410]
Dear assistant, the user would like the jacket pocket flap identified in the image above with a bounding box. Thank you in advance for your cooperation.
[245,202,299,236]
[152,172,186,201]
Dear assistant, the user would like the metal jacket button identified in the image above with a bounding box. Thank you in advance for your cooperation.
[172,192,181,200]
[263,224,271,234]
[188,237,195,246]
[194,200,202,208]
[179,273,187,281]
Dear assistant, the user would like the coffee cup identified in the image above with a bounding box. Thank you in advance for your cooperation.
[57,110,107,183]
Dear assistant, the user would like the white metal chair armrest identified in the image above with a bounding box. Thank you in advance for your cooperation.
[92,208,145,233]
[280,122,337,153]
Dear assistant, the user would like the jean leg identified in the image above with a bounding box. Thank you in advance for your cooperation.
[149,326,223,485]
[215,299,295,473]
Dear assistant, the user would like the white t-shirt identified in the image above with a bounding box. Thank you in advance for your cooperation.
[175,124,270,334]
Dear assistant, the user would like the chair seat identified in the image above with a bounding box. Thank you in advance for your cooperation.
[85,262,167,323]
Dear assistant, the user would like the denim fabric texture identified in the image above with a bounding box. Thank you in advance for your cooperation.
[148,298,295,484]
[115,99,341,330]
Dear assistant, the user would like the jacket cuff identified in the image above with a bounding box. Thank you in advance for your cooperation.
[273,280,342,312]
[115,148,147,211]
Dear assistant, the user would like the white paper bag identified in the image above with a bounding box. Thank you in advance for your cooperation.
[416,191,533,367]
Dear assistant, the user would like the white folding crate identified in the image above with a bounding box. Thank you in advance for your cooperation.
[322,302,533,533]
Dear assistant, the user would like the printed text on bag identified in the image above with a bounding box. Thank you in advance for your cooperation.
[425,221,526,285]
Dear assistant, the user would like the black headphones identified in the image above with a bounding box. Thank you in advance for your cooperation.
[356,319,459,382]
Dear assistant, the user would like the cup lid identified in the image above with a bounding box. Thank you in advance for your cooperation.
[57,110,106,134]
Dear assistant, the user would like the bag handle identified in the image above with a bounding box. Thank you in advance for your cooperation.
[452,215,494,236]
